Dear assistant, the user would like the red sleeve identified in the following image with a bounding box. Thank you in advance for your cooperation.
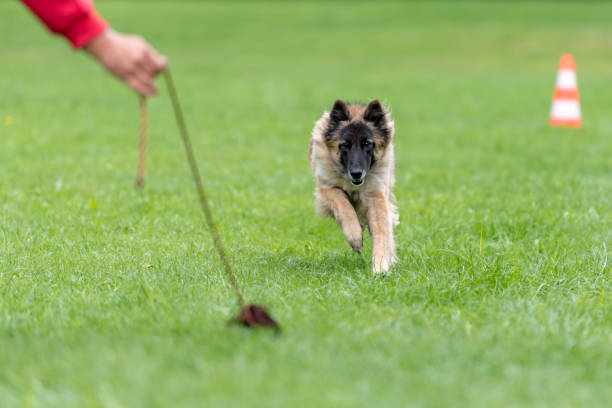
[20,0,108,48]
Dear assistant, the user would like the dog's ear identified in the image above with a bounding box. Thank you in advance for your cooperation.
[364,99,385,127]
[330,99,349,123]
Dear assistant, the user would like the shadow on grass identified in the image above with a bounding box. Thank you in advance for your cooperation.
[252,248,370,281]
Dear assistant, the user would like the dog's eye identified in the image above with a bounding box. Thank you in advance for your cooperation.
[363,140,373,147]
[340,142,351,150]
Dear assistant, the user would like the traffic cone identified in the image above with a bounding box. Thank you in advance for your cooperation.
[550,54,581,128]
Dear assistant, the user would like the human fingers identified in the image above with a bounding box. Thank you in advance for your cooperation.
[126,73,156,96]
[144,47,167,75]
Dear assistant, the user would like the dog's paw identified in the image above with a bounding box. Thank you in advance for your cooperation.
[345,230,363,253]
[341,220,363,253]
[372,254,394,275]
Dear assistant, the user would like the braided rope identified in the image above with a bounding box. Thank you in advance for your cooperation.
[135,95,147,188]
[163,69,245,307]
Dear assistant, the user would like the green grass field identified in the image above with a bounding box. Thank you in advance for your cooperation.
[1,1,611,407]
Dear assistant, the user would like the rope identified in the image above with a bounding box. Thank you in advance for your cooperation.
[135,95,147,188]
[162,68,245,307]
[132,68,279,331]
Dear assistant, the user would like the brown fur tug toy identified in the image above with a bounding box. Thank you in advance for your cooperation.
[232,304,280,331]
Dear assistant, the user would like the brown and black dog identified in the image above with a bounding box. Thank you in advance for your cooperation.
[309,99,398,274]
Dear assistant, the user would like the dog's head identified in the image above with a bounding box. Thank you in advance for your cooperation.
[323,99,393,186]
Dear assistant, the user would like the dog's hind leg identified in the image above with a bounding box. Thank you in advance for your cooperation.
[366,190,395,275]
[317,187,363,253]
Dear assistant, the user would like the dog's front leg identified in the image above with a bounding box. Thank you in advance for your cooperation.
[318,187,363,253]
[366,190,395,275]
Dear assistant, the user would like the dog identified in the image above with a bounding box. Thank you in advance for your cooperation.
[308,99,398,274]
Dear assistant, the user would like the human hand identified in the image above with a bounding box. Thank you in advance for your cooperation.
[84,29,167,96]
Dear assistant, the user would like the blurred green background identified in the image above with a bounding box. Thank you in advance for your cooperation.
[1,1,611,407]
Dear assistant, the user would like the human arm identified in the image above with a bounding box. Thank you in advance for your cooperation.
[20,0,166,95]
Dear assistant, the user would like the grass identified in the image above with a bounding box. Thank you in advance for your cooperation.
[1,1,611,406]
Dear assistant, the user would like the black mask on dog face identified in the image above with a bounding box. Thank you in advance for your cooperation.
[338,123,374,185]
[325,99,391,186]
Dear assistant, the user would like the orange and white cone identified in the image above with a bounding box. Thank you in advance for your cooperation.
[550,54,581,128]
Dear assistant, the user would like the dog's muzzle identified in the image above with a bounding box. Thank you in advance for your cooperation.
[349,170,365,186]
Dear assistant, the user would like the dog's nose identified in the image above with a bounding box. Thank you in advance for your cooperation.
[350,170,364,180]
